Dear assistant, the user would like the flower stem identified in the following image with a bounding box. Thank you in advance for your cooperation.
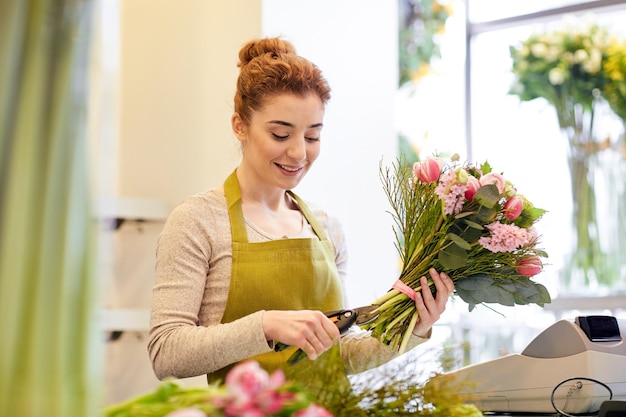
[399,311,418,354]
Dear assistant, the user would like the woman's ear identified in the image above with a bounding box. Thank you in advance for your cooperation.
[231,113,247,141]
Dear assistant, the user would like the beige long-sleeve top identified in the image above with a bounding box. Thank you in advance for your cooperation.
[148,188,428,380]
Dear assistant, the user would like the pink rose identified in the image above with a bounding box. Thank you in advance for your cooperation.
[464,176,481,201]
[503,195,524,221]
[479,172,506,194]
[516,256,542,277]
[413,157,442,183]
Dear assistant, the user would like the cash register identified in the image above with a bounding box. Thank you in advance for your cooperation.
[440,316,626,415]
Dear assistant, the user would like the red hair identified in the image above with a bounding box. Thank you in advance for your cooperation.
[234,37,331,124]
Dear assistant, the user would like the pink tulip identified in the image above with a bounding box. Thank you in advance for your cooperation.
[413,157,442,183]
[464,176,481,201]
[503,196,524,221]
[516,256,542,277]
[479,172,506,194]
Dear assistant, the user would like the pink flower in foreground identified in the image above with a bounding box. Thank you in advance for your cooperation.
[503,195,524,221]
[413,157,442,183]
[478,222,535,253]
[516,255,543,277]
[225,361,269,404]
[255,389,294,414]
[294,404,334,417]
[479,172,506,194]
[464,176,481,201]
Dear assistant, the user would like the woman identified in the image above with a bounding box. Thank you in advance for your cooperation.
[147,37,454,386]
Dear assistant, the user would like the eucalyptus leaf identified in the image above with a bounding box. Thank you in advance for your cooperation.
[536,283,552,303]
[454,288,482,305]
[455,274,494,290]
[477,286,516,306]
[475,204,498,223]
[448,219,483,243]
[454,211,475,219]
[446,233,471,250]
[463,219,484,230]
[438,244,468,269]
[473,184,500,208]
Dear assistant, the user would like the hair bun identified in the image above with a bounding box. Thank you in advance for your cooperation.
[237,37,297,67]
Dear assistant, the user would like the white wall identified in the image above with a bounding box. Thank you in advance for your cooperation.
[262,0,400,307]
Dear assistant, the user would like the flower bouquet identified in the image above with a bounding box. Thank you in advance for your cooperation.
[103,361,331,417]
[508,16,626,290]
[508,17,611,116]
[361,155,550,353]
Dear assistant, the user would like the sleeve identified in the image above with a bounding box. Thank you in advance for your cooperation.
[147,198,273,380]
[340,327,431,375]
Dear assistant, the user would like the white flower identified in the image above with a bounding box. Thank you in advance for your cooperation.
[584,49,602,73]
[530,43,548,57]
[573,48,589,63]
[549,67,566,85]
[545,46,560,62]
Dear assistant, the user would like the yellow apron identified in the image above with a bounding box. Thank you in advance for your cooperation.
[208,171,349,397]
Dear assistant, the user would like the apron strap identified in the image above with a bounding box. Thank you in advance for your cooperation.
[224,170,248,243]
[287,191,330,242]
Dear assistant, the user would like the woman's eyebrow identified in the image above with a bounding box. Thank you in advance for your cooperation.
[267,120,323,128]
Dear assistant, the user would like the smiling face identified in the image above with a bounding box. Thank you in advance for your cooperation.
[232,92,325,192]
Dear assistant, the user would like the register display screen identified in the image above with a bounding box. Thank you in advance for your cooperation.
[576,316,622,342]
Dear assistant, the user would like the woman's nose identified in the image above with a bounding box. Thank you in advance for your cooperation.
[287,136,307,161]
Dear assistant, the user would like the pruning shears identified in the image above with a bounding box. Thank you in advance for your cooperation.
[274,305,380,365]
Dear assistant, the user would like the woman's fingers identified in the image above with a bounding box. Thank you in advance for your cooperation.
[431,268,455,297]
[412,268,455,337]
[263,310,339,360]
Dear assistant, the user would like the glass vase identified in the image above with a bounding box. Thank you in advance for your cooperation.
[558,101,626,295]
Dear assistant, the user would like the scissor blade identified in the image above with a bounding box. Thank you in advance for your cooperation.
[353,305,380,325]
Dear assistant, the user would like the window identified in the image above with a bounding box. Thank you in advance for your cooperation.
[402,0,626,365]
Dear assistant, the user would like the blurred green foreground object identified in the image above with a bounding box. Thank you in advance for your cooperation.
[0,1,100,416]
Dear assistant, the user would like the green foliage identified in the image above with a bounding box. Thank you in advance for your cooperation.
[455,274,551,312]
[398,0,452,86]
[603,39,626,120]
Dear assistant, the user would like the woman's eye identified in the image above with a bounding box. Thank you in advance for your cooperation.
[305,136,320,142]
[272,133,289,140]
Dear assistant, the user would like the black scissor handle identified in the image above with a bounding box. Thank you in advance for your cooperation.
[326,309,358,334]
[274,309,357,353]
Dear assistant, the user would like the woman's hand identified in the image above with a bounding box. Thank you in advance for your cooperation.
[262,310,340,361]
[411,268,455,338]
